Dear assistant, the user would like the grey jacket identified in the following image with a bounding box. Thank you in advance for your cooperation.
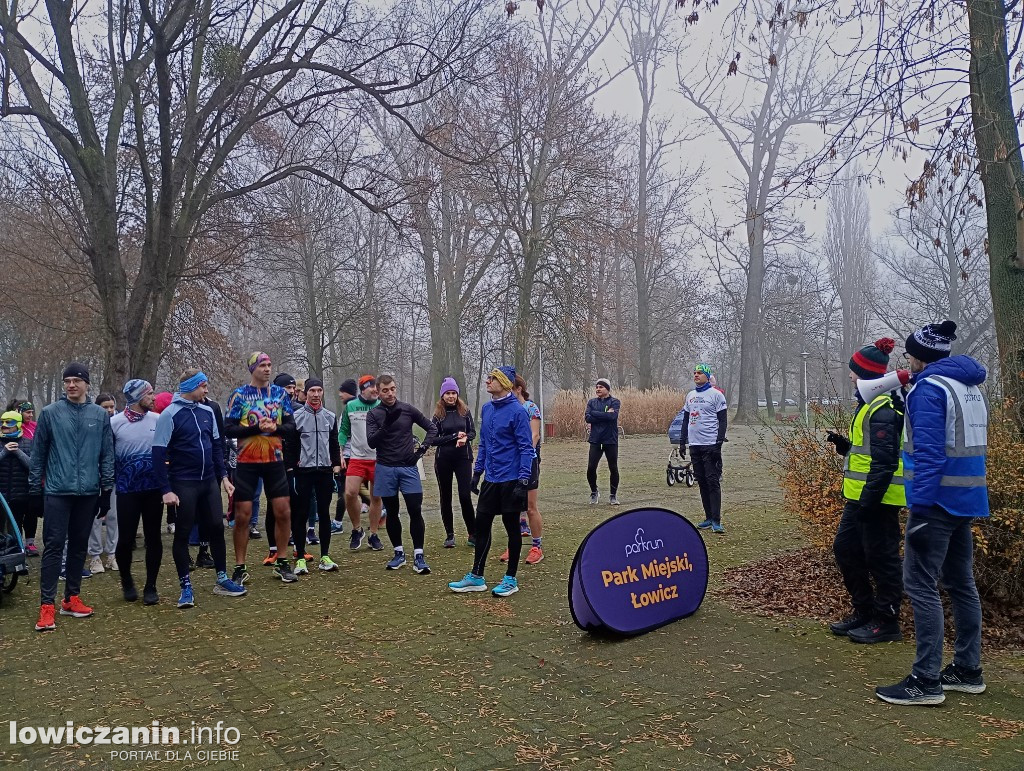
[28,397,114,496]
[293,404,341,470]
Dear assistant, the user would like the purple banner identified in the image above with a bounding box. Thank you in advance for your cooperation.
[569,507,709,636]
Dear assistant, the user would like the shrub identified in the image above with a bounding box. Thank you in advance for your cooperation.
[550,387,689,439]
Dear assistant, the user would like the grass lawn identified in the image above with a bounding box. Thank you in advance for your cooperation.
[1,427,1022,769]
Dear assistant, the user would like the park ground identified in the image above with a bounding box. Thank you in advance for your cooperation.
[0,428,1022,770]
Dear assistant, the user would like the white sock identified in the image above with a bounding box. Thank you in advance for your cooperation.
[414,548,423,556]
[394,546,404,554]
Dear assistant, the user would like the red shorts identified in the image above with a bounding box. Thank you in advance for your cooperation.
[346,458,376,483]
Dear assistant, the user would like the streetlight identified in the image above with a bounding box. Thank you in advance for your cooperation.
[800,351,810,425]
[534,335,545,437]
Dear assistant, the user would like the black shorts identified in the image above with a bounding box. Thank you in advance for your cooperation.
[234,462,290,501]
[527,456,540,491]
[477,480,523,516]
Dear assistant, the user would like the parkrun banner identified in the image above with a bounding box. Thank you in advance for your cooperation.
[569,507,709,636]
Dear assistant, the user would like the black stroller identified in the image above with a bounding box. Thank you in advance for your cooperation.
[666,409,695,488]
[0,491,27,605]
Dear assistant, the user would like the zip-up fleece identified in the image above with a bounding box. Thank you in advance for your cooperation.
[28,397,114,496]
[294,404,341,469]
[152,395,227,494]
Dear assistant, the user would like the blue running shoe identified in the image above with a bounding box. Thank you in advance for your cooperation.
[448,573,487,593]
[492,575,519,597]
[213,575,247,597]
[349,528,365,551]
[368,532,384,551]
[330,520,344,535]
[177,585,195,609]
[711,523,725,534]
[81,567,92,579]
[307,527,319,545]
[413,554,431,574]
[696,519,713,529]
[386,551,406,570]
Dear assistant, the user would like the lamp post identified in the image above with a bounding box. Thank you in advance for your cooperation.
[800,351,810,425]
[534,336,545,436]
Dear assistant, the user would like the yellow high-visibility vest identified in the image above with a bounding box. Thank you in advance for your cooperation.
[842,393,906,506]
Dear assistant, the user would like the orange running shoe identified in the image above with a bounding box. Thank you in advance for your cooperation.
[294,550,313,561]
[35,603,56,631]
[498,548,509,562]
[59,595,94,618]
[263,551,279,566]
[525,546,544,565]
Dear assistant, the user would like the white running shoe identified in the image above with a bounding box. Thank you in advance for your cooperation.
[89,556,105,574]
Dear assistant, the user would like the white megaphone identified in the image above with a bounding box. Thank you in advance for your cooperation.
[857,369,911,402]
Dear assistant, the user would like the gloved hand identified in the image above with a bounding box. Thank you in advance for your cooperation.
[97,488,112,519]
[413,444,428,462]
[678,443,687,458]
[470,471,482,495]
[512,479,530,509]
[384,406,400,425]
[826,431,851,455]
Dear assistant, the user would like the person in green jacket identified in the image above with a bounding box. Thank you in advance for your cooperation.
[30,362,114,632]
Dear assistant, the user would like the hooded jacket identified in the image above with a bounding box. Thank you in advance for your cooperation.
[0,435,33,500]
[903,355,989,518]
[28,397,114,496]
[475,393,536,483]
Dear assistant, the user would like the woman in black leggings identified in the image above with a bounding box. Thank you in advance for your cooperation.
[432,378,476,548]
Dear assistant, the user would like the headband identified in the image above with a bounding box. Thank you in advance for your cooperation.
[179,371,209,394]
[489,368,514,391]
[247,352,271,373]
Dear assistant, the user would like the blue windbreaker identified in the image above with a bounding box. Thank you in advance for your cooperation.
[474,393,536,483]
[152,395,226,494]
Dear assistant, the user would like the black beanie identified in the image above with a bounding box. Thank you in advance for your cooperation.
[339,379,357,396]
[304,377,324,391]
[273,373,296,388]
[849,338,894,380]
[62,362,90,384]
[905,320,957,363]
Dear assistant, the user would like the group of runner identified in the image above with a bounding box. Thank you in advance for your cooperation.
[13,354,551,632]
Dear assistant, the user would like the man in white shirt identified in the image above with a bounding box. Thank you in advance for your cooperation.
[678,363,728,533]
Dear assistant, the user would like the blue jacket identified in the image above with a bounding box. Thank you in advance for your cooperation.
[585,396,620,445]
[903,356,988,518]
[474,393,536,483]
[152,395,226,494]
[28,397,114,496]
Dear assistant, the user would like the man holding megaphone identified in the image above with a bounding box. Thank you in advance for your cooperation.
[825,338,908,645]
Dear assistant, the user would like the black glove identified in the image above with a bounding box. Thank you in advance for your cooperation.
[383,406,400,425]
[413,444,428,462]
[470,471,482,495]
[97,488,112,519]
[513,479,530,509]
[678,443,687,458]
[826,431,851,455]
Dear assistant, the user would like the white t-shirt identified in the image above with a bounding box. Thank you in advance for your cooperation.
[683,388,727,446]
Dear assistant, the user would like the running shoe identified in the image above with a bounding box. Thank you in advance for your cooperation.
[213,575,247,597]
[361,502,369,514]
[492,576,519,597]
[89,556,105,574]
[81,567,92,579]
[232,565,250,586]
[195,549,215,569]
[167,522,176,534]
[443,536,456,549]
[589,491,599,505]
[106,555,118,571]
[143,585,159,606]
[350,528,365,551]
[467,537,476,548]
[525,546,544,565]
[875,675,944,706]
[498,549,509,563]
[293,550,314,561]
[609,494,620,506]
[386,551,406,570]
[520,519,531,537]
[249,526,262,539]
[711,523,726,534]
[307,527,319,545]
[318,556,339,572]
[330,520,344,535]
[294,558,309,576]
[35,603,56,631]
[448,573,487,593]
[368,532,384,551]
[274,559,298,583]
[122,580,138,603]
[696,519,713,529]
[26,543,39,557]
[177,585,195,609]
[60,595,94,617]
[412,554,431,574]
[939,663,986,694]
[262,551,278,566]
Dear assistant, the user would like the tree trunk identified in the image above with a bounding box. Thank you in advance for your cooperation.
[968,0,1024,423]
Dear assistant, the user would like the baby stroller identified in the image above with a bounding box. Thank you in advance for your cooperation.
[0,491,27,605]
[666,409,695,488]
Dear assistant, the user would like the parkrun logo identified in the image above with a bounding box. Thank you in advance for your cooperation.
[624,528,664,558]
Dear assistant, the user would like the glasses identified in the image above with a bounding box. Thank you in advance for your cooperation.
[63,377,84,386]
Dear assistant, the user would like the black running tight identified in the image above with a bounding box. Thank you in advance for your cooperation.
[171,479,227,578]
[115,489,164,588]
[383,492,424,550]
[473,507,521,578]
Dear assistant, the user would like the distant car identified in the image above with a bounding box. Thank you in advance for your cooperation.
[784,398,796,406]
[757,400,779,407]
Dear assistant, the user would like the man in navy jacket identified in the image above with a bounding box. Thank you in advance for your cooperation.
[876,321,990,706]
[585,378,621,505]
